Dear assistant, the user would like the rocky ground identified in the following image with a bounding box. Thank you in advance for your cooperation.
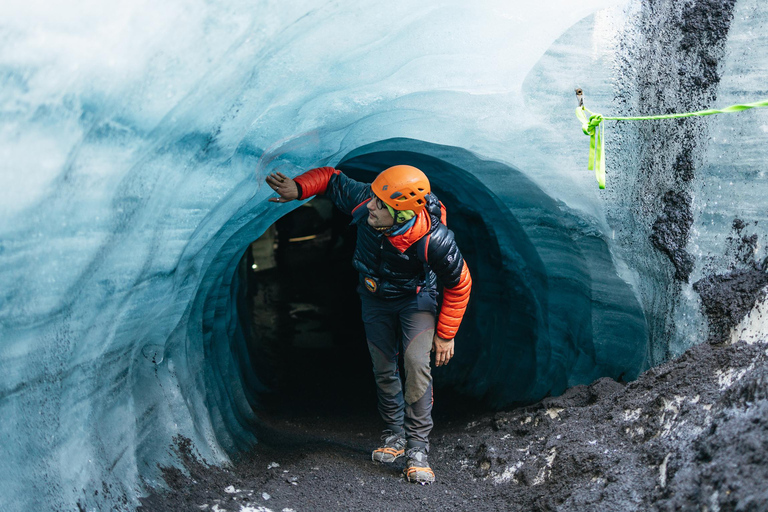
[139,338,768,512]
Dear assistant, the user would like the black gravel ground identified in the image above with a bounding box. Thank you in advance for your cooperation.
[139,339,768,512]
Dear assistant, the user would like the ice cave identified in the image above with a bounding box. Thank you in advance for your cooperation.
[2,0,768,510]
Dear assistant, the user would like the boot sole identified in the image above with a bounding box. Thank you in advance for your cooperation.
[372,452,404,463]
[405,467,435,484]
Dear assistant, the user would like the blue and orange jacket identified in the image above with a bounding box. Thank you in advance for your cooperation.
[294,167,472,340]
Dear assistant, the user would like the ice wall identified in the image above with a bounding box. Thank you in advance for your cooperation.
[684,0,768,348]
[1,0,763,510]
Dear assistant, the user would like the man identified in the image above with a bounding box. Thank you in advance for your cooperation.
[265,164,471,484]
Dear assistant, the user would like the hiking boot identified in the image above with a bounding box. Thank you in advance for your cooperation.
[371,430,406,463]
[404,447,435,484]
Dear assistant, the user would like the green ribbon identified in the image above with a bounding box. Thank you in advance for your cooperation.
[576,107,606,189]
[576,98,768,189]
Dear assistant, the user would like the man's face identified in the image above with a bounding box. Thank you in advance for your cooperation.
[367,196,394,228]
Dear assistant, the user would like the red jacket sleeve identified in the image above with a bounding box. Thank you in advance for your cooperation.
[293,167,339,199]
[436,261,472,339]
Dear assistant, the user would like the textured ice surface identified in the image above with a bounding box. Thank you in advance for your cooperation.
[680,0,768,352]
[1,0,766,510]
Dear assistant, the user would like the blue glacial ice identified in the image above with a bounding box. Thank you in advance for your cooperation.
[1,0,767,509]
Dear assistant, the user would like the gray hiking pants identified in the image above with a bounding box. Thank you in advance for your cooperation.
[360,287,436,450]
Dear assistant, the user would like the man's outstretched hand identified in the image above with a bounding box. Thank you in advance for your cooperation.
[432,334,454,367]
[266,172,299,203]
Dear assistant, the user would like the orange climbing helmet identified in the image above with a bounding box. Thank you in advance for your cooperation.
[371,165,431,213]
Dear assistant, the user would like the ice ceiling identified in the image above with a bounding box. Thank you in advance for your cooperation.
[1,0,767,509]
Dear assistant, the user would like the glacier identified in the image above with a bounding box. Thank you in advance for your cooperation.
[1,0,767,509]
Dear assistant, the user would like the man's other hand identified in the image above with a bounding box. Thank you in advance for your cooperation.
[266,172,299,203]
[432,335,454,367]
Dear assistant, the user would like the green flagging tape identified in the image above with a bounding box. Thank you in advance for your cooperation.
[575,98,768,189]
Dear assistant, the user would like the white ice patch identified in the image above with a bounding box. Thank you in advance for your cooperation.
[545,407,564,420]
[532,448,557,486]
[659,453,671,488]
[517,443,533,454]
[545,449,557,466]
[239,506,274,512]
[665,396,685,413]
[710,491,721,512]
[730,288,768,345]
[623,408,641,421]
[715,367,749,390]
[659,396,685,438]
[493,461,524,484]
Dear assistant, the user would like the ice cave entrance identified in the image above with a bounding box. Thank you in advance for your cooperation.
[234,139,648,418]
